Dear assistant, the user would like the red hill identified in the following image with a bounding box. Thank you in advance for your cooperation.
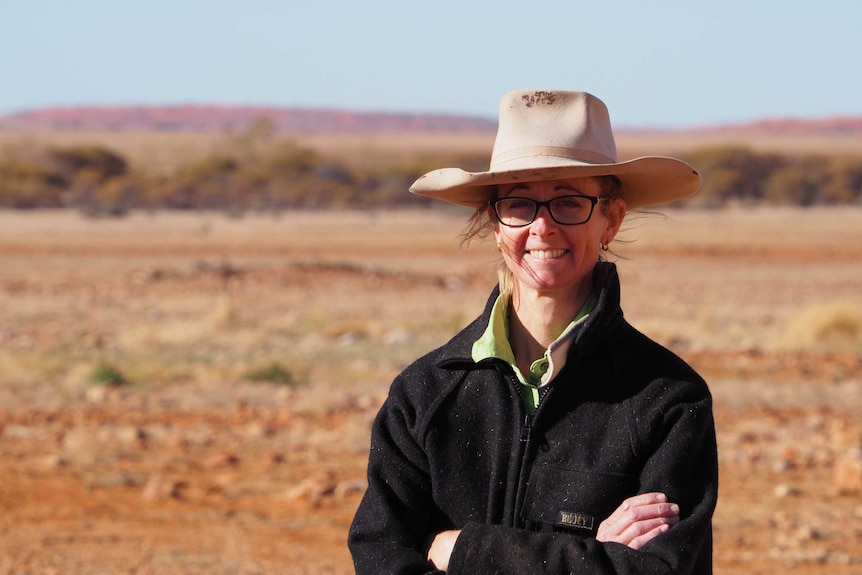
[0,105,498,133]
[1,105,861,136]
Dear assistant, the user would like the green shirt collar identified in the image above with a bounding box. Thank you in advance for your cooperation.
[471,292,597,409]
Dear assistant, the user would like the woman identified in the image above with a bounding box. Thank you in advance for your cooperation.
[348,90,718,574]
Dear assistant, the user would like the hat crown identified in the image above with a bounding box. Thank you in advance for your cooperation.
[408,88,700,210]
[491,90,618,170]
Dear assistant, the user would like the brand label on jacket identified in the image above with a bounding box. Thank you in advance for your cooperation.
[557,510,595,530]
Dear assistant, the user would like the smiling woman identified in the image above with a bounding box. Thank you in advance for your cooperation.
[348,90,718,575]
[487,176,626,372]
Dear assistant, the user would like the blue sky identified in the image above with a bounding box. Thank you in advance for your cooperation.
[1,0,860,128]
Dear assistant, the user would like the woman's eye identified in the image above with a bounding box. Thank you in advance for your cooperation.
[555,197,587,209]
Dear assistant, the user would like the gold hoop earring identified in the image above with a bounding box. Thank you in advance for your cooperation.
[601,242,609,251]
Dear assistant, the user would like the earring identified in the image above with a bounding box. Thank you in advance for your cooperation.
[601,242,609,251]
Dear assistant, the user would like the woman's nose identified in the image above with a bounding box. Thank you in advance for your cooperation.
[530,205,557,233]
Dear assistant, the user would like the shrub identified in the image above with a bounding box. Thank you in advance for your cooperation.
[0,159,65,208]
[264,142,320,178]
[763,166,821,206]
[48,145,128,184]
[681,146,784,206]
[242,362,299,387]
[822,159,862,204]
[89,361,128,387]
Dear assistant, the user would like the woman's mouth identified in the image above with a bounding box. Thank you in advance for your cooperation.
[528,249,567,260]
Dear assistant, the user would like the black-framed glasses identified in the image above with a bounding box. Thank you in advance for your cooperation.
[491,195,606,227]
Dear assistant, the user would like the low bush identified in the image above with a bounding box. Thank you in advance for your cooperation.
[2,131,861,212]
[89,361,129,387]
[242,362,299,387]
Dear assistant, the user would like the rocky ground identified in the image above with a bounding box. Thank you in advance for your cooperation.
[1,209,860,574]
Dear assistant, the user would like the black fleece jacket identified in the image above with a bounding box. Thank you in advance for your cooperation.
[348,262,718,574]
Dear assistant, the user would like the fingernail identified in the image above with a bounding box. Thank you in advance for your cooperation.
[656,493,667,502]
[670,504,680,513]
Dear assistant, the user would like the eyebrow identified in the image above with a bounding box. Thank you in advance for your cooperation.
[553,184,580,193]
[503,183,583,194]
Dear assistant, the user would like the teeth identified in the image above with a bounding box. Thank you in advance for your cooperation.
[529,249,565,260]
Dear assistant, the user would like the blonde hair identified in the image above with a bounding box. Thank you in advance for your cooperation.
[459,176,623,299]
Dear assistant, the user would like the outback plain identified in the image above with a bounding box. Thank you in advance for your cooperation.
[1,130,861,574]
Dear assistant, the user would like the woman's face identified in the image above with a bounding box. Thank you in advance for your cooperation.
[492,176,625,300]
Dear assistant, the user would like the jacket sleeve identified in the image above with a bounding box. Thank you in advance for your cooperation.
[446,377,718,575]
[348,374,446,575]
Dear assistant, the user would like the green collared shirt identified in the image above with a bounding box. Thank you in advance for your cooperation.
[471,293,596,411]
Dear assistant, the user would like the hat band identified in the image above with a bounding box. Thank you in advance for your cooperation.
[491,146,615,168]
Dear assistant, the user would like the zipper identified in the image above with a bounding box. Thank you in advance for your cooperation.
[507,363,543,529]
[520,413,533,443]
[493,360,555,528]
[513,372,557,529]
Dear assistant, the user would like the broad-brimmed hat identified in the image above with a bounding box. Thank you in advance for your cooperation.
[409,89,701,210]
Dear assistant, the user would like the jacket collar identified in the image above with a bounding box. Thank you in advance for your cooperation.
[438,261,623,368]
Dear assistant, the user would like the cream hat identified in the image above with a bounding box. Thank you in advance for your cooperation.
[409,89,701,210]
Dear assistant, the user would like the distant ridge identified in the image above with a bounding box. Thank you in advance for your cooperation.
[683,116,862,136]
[0,105,498,133]
[1,104,861,136]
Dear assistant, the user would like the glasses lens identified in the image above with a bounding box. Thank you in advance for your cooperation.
[549,195,594,224]
[495,198,536,227]
[494,195,597,226]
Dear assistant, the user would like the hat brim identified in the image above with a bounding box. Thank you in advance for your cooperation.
[409,156,701,210]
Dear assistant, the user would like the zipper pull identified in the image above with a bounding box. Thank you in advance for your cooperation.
[520,413,533,443]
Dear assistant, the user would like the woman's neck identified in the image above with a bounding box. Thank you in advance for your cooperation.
[507,275,592,368]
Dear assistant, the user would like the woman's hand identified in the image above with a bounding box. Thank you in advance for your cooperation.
[426,494,676,570]
[597,492,680,550]
[426,529,461,572]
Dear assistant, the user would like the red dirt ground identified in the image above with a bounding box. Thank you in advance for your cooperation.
[1,209,860,574]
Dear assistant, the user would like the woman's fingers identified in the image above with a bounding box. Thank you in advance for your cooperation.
[628,523,671,551]
[426,529,460,572]
[597,492,680,548]
[598,511,678,544]
[614,512,679,544]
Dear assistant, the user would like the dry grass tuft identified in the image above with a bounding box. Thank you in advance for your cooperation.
[782,300,862,351]
[210,293,240,329]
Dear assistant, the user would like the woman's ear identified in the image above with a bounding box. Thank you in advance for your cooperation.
[604,198,627,243]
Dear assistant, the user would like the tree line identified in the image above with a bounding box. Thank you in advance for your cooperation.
[1,133,861,215]
[679,147,862,207]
